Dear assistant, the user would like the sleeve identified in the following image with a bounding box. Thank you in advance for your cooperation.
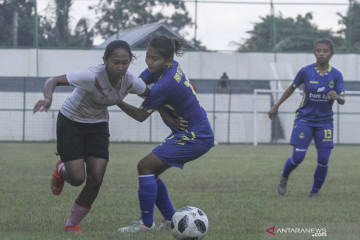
[66,69,95,92]
[139,68,157,85]
[126,71,147,95]
[140,81,172,113]
[292,68,305,88]
[336,71,345,95]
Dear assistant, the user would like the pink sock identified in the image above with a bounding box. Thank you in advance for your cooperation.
[57,161,64,177]
[65,200,91,227]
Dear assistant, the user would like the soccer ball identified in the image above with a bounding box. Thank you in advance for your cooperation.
[171,206,209,240]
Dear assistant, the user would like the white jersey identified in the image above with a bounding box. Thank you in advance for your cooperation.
[60,65,146,123]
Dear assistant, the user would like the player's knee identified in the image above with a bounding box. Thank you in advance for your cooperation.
[137,160,153,175]
[137,161,147,175]
[317,157,329,166]
[68,175,85,186]
[292,147,307,165]
[86,174,104,189]
[317,148,331,166]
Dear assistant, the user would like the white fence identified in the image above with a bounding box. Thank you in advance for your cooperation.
[253,90,360,146]
[1,90,359,145]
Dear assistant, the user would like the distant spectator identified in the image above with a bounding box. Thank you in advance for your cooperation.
[217,72,231,94]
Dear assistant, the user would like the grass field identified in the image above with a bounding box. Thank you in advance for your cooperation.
[0,143,359,240]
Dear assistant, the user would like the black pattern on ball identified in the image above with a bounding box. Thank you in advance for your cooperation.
[194,219,207,233]
[178,215,189,233]
[197,209,204,216]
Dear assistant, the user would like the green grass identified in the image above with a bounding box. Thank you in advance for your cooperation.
[0,143,359,240]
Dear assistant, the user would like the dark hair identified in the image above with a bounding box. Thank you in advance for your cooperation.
[104,40,135,62]
[314,38,334,53]
[148,35,186,59]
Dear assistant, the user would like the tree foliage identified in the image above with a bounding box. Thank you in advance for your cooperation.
[39,0,93,47]
[337,0,360,51]
[237,12,344,52]
[0,0,36,46]
[90,0,192,40]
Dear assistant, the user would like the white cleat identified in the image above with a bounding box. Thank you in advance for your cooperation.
[118,220,156,233]
[158,219,171,231]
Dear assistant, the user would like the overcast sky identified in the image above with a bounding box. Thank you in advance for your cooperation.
[37,0,351,51]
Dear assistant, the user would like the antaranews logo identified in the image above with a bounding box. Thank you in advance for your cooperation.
[266,226,276,236]
[266,226,327,237]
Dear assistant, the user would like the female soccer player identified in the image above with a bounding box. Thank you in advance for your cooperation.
[268,38,345,198]
[33,40,150,232]
[117,35,214,232]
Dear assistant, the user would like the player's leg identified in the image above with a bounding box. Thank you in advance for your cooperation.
[153,135,213,229]
[310,148,331,197]
[64,156,108,231]
[138,152,171,227]
[63,120,109,232]
[156,177,174,229]
[310,126,333,197]
[278,121,313,195]
[52,111,86,195]
[118,152,168,232]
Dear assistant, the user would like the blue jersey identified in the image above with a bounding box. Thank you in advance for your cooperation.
[139,60,213,139]
[292,64,345,125]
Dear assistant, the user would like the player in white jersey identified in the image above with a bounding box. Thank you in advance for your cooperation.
[33,40,149,232]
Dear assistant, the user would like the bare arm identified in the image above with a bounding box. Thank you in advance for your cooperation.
[117,101,151,122]
[33,75,69,113]
[268,84,296,120]
[138,87,150,99]
[327,91,345,105]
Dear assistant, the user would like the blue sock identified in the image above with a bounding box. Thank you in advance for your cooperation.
[138,175,157,227]
[156,178,175,221]
[311,164,328,193]
[282,147,306,178]
[282,157,297,178]
[311,148,331,193]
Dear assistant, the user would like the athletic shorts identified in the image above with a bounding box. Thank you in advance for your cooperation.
[152,133,214,169]
[289,119,334,149]
[56,111,110,162]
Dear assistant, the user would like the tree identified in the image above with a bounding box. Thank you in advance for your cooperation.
[234,12,343,52]
[0,0,37,47]
[337,0,360,51]
[91,0,193,41]
[39,0,93,47]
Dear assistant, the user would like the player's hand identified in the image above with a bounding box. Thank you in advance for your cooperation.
[33,98,52,113]
[175,117,188,131]
[268,106,278,120]
[327,90,338,100]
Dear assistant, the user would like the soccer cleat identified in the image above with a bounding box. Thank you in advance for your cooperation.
[118,220,156,233]
[51,159,64,195]
[64,225,84,233]
[158,219,171,231]
[277,176,288,195]
[309,192,320,198]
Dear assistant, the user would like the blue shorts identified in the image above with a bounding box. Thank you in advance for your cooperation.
[290,119,334,149]
[152,133,214,169]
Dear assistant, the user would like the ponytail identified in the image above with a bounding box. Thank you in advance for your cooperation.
[148,35,186,59]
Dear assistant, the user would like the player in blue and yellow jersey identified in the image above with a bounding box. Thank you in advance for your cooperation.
[117,35,214,232]
[268,38,345,198]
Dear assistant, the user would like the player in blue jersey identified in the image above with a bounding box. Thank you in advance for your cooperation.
[117,35,214,232]
[268,38,345,198]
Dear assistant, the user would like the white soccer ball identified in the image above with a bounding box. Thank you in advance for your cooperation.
[171,206,209,240]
